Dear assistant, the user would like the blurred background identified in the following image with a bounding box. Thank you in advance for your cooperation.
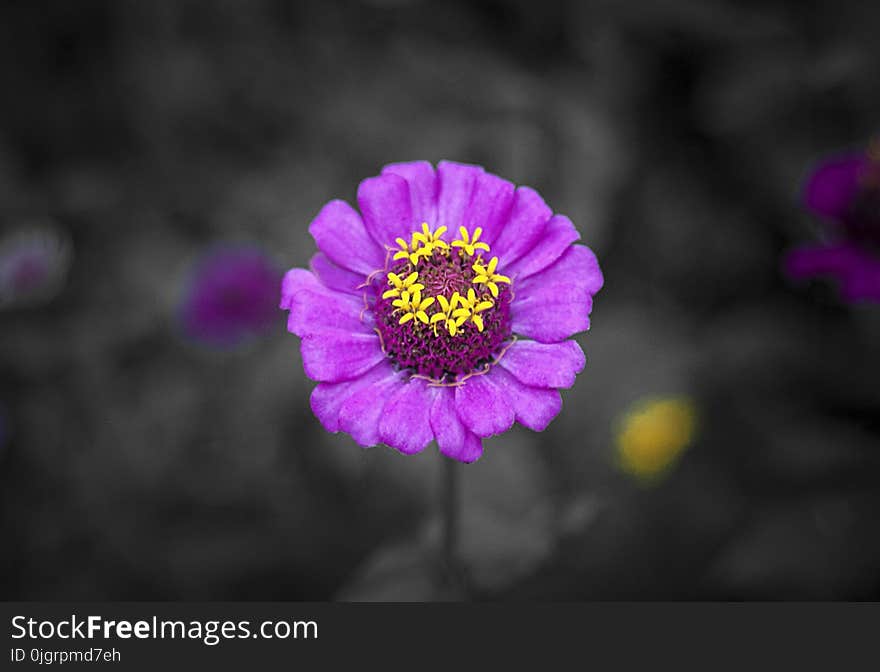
[2,0,880,601]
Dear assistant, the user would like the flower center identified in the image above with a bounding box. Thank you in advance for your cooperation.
[369,224,513,382]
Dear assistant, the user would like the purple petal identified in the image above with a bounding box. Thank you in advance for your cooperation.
[338,369,404,447]
[487,366,562,432]
[454,374,515,438]
[516,243,604,297]
[498,339,585,389]
[802,153,866,220]
[512,245,604,343]
[785,242,880,302]
[281,269,366,337]
[309,252,364,295]
[300,331,385,382]
[461,171,515,247]
[512,297,593,343]
[503,214,580,280]
[379,378,435,455]
[429,387,483,463]
[839,261,880,302]
[784,243,862,279]
[308,199,385,276]
[436,161,484,233]
[491,186,553,267]
[310,363,393,433]
[358,173,414,248]
[382,161,438,227]
[278,269,302,310]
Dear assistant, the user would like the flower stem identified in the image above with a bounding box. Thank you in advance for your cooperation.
[440,456,469,598]
[442,455,458,572]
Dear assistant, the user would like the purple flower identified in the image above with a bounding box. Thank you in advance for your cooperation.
[280,161,604,463]
[0,224,71,309]
[181,246,282,347]
[785,146,880,301]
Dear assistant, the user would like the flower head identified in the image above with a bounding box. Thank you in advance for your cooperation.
[785,143,880,302]
[181,245,282,348]
[0,223,71,309]
[615,397,697,482]
[281,161,603,462]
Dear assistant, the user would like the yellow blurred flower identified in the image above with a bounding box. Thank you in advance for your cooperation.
[615,397,697,482]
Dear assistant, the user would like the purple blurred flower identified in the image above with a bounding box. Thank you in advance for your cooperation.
[181,246,282,347]
[280,161,604,463]
[0,224,71,309]
[785,146,880,301]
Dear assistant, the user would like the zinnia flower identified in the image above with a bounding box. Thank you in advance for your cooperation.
[615,396,697,482]
[785,144,880,301]
[281,161,603,463]
[180,245,282,347]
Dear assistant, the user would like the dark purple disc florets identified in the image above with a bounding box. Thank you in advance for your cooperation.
[371,250,512,381]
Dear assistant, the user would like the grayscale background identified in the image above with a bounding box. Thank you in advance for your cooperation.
[2,0,880,600]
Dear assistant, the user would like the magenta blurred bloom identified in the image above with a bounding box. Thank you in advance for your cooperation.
[280,161,604,463]
[0,223,71,309]
[181,246,282,347]
[786,146,880,301]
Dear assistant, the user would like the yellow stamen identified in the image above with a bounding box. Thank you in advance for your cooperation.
[430,292,467,336]
[382,271,424,300]
[392,235,432,266]
[451,226,490,257]
[451,288,494,332]
[472,256,511,298]
[396,288,435,325]
[412,222,449,256]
